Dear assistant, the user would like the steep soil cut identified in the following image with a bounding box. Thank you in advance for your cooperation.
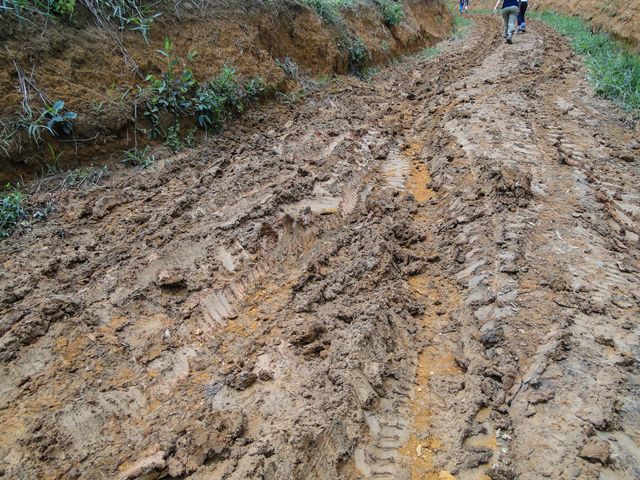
[1,12,640,480]
[0,0,451,182]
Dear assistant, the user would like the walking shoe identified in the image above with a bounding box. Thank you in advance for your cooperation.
[506,35,513,44]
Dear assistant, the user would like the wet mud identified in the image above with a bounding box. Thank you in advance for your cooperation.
[1,15,639,480]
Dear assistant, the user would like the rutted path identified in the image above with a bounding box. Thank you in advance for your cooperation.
[1,15,639,480]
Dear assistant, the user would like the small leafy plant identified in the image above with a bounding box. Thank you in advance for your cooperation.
[346,37,370,77]
[305,0,353,24]
[0,183,26,238]
[45,100,77,135]
[16,99,77,145]
[123,145,155,167]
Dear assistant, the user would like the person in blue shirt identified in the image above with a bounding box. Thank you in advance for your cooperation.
[459,0,469,14]
[493,0,521,44]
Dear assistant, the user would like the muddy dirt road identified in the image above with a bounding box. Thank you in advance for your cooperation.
[1,15,639,480]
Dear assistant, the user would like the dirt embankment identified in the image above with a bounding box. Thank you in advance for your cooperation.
[0,0,451,183]
[533,0,640,51]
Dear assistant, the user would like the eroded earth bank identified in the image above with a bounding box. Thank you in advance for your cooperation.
[1,14,640,480]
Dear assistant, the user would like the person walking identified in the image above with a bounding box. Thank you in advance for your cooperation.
[517,0,528,33]
[493,0,521,44]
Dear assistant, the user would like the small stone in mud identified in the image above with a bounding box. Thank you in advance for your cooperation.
[594,335,615,348]
[486,464,515,480]
[478,320,502,347]
[579,440,611,464]
[225,371,257,391]
[258,369,273,381]
[290,320,325,346]
[426,253,441,263]
[155,269,187,288]
[612,296,634,309]
[529,388,556,405]
[500,263,519,274]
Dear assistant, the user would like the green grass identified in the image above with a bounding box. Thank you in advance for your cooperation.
[417,46,443,59]
[305,0,405,26]
[304,0,355,24]
[533,11,640,111]
[452,13,473,39]
[378,0,404,26]
[123,145,155,168]
[0,184,26,238]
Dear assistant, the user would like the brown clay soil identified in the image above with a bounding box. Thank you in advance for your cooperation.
[1,13,640,480]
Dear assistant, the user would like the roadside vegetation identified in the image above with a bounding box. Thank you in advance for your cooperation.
[138,37,266,145]
[0,184,26,238]
[532,11,640,111]
[1,0,159,40]
[304,0,404,26]
[452,11,473,39]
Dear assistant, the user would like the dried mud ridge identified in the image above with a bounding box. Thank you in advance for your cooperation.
[1,15,640,480]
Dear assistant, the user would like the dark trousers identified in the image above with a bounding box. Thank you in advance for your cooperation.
[517,1,528,26]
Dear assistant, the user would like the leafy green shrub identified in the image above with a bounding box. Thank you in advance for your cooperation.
[534,12,640,110]
[0,0,76,19]
[305,0,348,24]
[377,0,404,26]
[0,184,26,238]
[347,37,370,77]
[123,145,154,167]
[140,38,265,141]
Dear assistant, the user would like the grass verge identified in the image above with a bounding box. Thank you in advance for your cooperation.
[531,11,640,111]
[452,13,473,39]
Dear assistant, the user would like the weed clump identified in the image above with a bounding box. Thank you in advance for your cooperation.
[305,0,354,24]
[123,145,155,168]
[346,37,371,78]
[0,184,26,238]
[377,0,404,26]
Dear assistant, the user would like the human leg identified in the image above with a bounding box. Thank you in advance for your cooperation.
[518,2,528,31]
[502,8,509,37]
[502,6,518,43]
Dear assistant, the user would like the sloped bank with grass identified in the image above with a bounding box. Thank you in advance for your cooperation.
[532,11,640,112]
[0,0,452,183]
[532,0,640,53]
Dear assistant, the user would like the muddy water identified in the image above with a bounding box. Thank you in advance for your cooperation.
[1,13,640,480]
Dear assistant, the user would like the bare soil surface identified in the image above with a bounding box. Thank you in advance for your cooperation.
[1,15,640,480]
